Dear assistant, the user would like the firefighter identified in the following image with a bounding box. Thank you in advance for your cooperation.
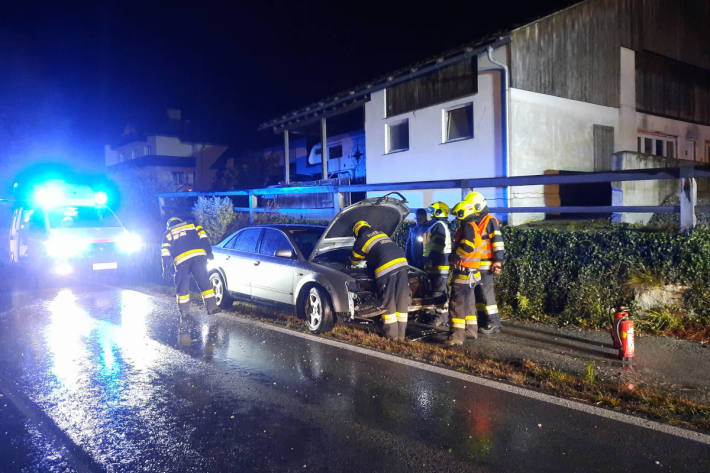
[423,201,451,296]
[445,199,483,346]
[464,192,504,335]
[161,217,220,317]
[351,220,410,340]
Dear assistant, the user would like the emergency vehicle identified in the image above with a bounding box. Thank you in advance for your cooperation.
[9,180,143,276]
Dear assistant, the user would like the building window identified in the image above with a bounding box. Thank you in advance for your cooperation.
[637,132,676,158]
[385,120,409,154]
[443,103,473,142]
[705,141,710,163]
[173,172,185,185]
[144,145,151,155]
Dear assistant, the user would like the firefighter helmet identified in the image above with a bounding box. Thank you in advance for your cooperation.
[166,217,184,230]
[353,220,370,236]
[451,200,477,220]
[464,192,488,215]
[427,201,450,218]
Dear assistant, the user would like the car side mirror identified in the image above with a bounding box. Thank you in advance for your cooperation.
[275,248,294,258]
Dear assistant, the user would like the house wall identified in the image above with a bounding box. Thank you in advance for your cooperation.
[365,61,504,213]
[508,88,619,224]
[154,136,199,157]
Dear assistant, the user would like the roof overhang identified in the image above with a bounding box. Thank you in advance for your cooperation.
[258,34,511,134]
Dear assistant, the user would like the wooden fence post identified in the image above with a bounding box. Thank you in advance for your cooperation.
[679,175,697,234]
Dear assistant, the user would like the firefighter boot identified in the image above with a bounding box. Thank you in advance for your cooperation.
[444,327,466,346]
[382,314,398,339]
[445,317,466,346]
[480,312,501,335]
[465,315,478,339]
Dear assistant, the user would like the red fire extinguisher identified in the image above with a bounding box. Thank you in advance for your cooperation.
[611,306,635,363]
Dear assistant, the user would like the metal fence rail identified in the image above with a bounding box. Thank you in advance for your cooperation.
[158,165,710,231]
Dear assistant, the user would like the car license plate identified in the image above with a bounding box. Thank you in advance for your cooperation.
[93,262,118,270]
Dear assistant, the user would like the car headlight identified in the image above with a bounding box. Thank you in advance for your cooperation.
[45,235,90,258]
[117,232,143,253]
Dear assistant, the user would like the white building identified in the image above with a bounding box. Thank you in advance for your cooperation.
[260,0,710,224]
[105,109,228,193]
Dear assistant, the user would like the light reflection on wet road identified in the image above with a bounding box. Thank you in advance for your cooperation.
[0,284,708,472]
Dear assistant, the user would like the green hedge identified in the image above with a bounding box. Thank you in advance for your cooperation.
[497,226,710,326]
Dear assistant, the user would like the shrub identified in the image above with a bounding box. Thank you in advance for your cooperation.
[192,196,236,243]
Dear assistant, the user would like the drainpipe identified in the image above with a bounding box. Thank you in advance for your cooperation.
[487,45,511,213]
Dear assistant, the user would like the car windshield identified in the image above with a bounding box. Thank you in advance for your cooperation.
[287,227,324,257]
[46,205,120,229]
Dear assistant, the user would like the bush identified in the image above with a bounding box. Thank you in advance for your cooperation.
[192,196,237,243]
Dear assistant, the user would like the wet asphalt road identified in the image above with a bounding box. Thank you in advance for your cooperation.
[0,281,709,473]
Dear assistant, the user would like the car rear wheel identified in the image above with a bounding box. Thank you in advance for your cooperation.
[300,285,334,334]
[209,271,233,309]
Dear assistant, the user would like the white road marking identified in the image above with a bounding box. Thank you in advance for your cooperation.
[235,316,710,447]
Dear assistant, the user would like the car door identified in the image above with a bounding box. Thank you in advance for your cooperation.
[251,228,296,305]
[221,227,262,298]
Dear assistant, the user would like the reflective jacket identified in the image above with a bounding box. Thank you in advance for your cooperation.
[474,212,504,272]
[351,227,408,279]
[424,218,451,275]
[161,222,213,272]
[450,219,481,269]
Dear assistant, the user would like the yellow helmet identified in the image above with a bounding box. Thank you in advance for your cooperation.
[427,201,450,218]
[353,220,370,236]
[451,200,477,220]
[463,191,487,215]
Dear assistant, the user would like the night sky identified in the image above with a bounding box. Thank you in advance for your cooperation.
[0,0,578,189]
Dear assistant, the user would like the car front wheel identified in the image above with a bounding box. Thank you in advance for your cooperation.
[209,271,233,309]
[300,285,334,334]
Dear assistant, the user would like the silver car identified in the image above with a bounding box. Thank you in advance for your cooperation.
[207,194,444,333]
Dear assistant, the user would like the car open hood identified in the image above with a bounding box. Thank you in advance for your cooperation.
[309,193,409,260]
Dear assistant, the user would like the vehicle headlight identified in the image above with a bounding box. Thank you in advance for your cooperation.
[45,235,90,258]
[117,232,143,253]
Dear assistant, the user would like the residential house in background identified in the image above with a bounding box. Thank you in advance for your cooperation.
[260,0,710,224]
[105,109,228,193]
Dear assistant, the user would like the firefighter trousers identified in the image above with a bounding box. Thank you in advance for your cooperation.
[449,271,478,340]
[475,270,500,329]
[377,268,410,340]
[175,255,218,316]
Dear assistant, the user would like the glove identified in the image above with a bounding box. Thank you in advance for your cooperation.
[491,262,502,275]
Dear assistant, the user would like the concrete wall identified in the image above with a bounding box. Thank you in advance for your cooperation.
[365,51,505,216]
[508,88,619,224]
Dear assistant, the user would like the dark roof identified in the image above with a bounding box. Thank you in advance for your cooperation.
[258,33,510,133]
[107,155,196,171]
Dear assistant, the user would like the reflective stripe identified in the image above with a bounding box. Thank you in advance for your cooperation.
[352,251,364,260]
[451,318,465,329]
[492,230,502,237]
[162,243,171,248]
[171,224,195,234]
[465,315,477,324]
[161,249,171,256]
[374,257,408,277]
[203,293,215,299]
[174,248,207,265]
[201,289,214,296]
[198,231,208,238]
[485,304,499,314]
[382,313,397,324]
[492,242,505,250]
[362,233,387,253]
[460,239,477,250]
[177,294,190,303]
[396,312,408,323]
[353,221,369,235]
[479,261,492,269]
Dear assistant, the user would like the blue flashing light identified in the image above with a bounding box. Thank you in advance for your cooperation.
[34,185,65,208]
[94,191,108,206]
